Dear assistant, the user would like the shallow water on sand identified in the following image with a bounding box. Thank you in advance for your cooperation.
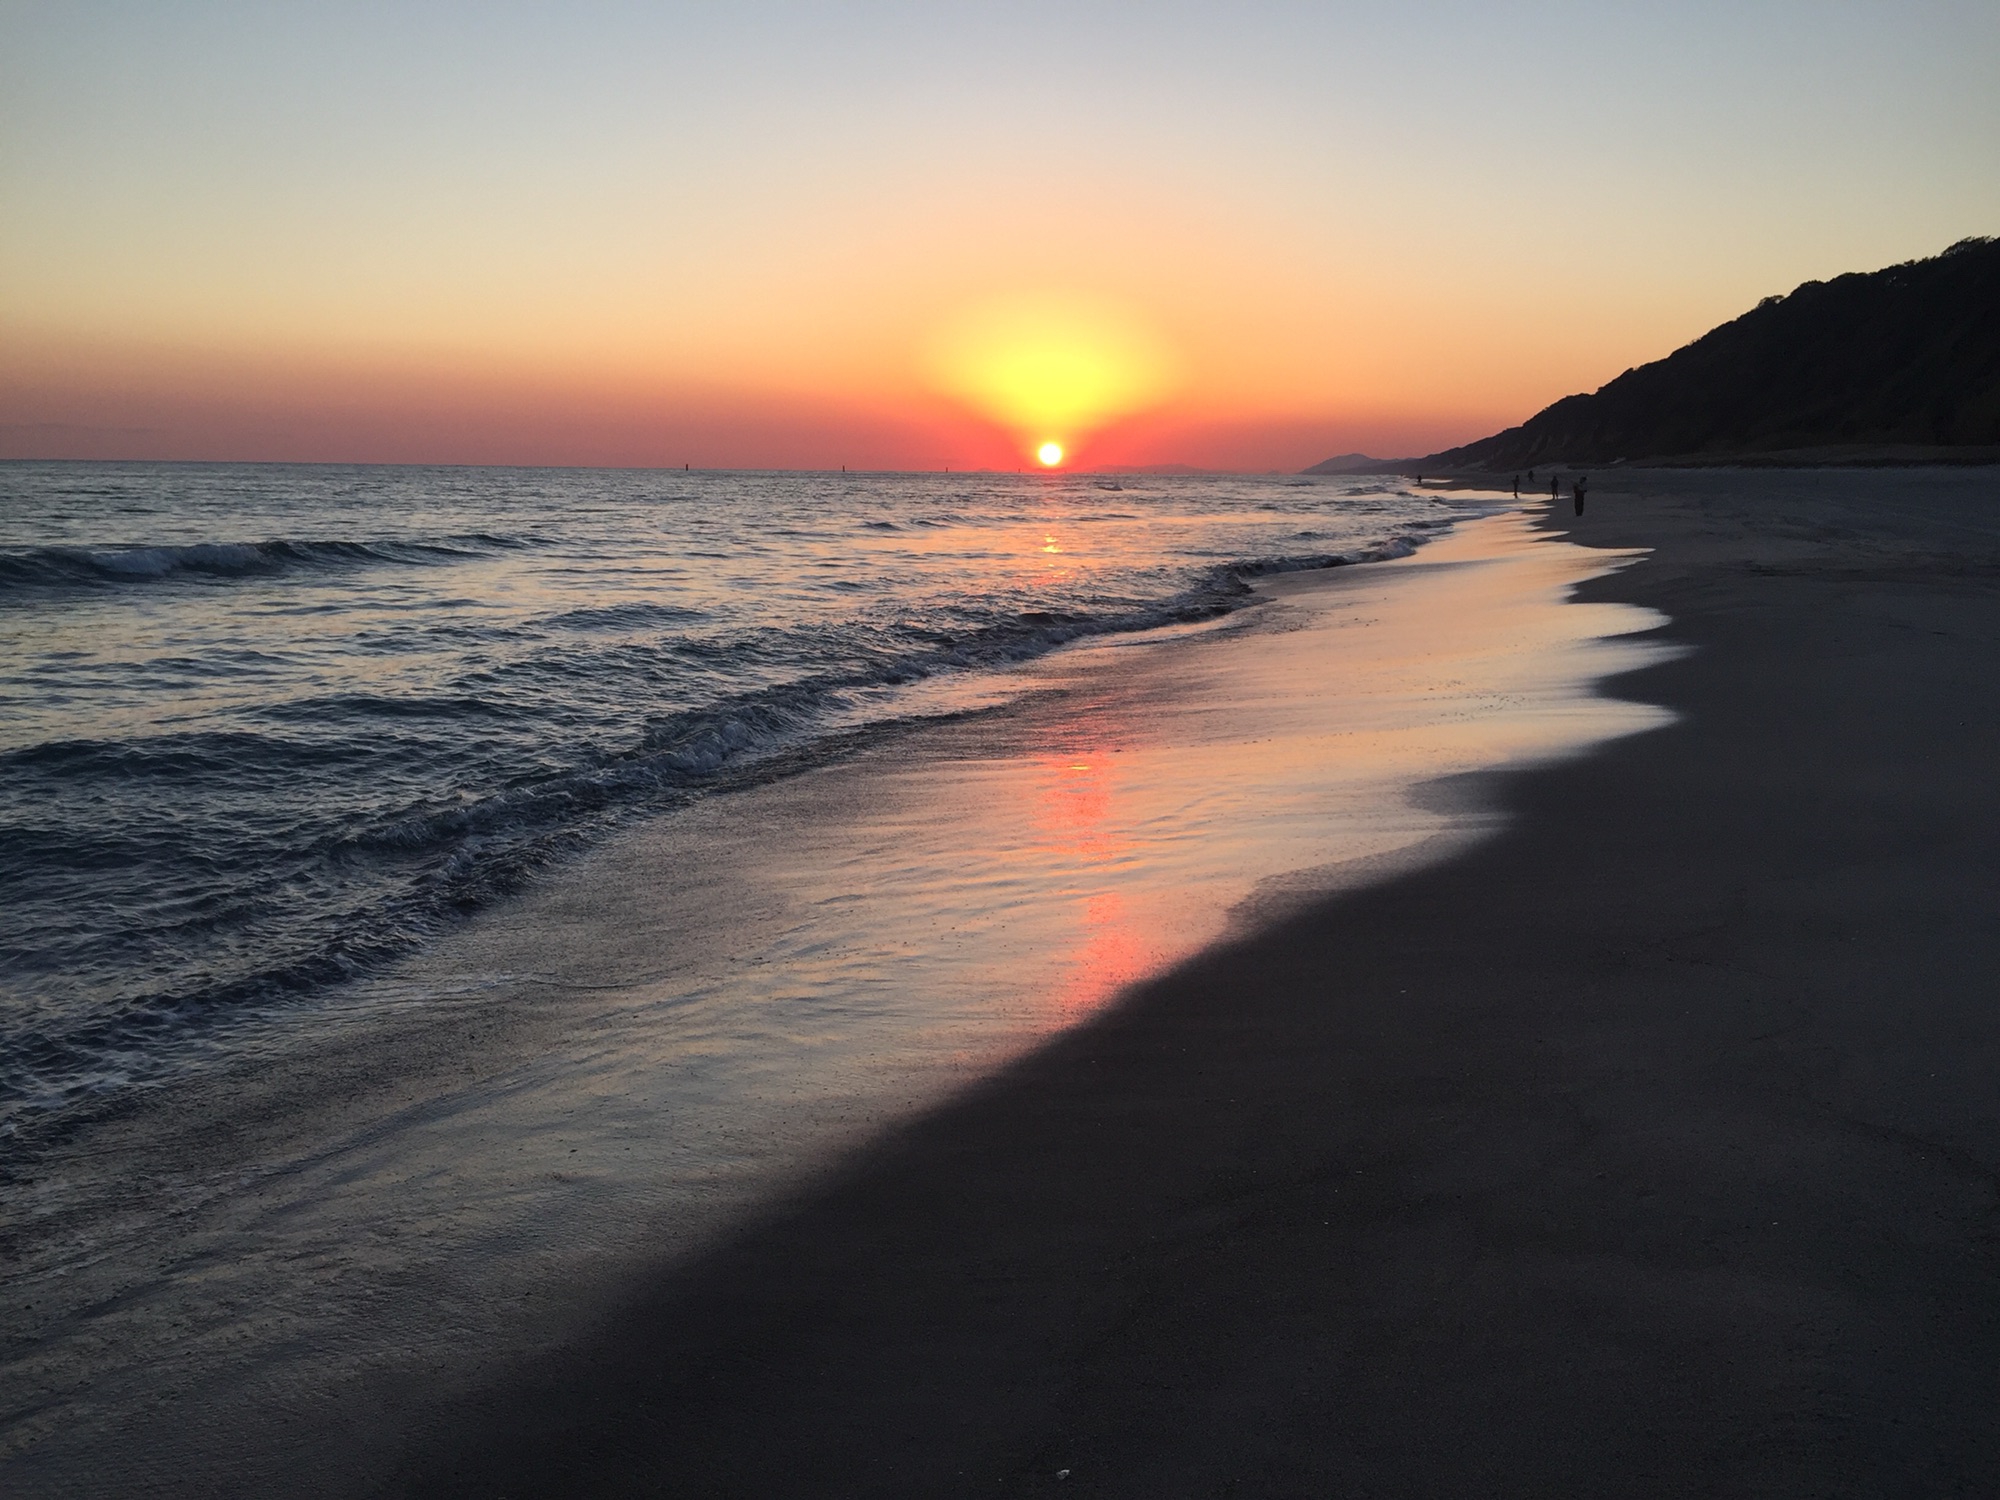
[0,508,1677,1497]
[0,463,1449,1143]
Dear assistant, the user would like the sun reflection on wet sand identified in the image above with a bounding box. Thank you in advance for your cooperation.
[1050,888,1158,1028]
[1019,752,1162,1025]
[1034,754,1117,860]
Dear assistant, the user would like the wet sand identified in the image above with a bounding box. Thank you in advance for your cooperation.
[403,469,2000,1497]
[1,510,1665,1496]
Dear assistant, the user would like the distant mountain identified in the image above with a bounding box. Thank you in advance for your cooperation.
[1338,237,2000,473]
[1301,452,1392,475]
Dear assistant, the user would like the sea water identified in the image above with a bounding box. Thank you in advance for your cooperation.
[0,462,1449,1151]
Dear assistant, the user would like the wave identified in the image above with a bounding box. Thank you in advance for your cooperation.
[0,522,1448,1147]
[0,532,537,595]
[543,601,710,631]
[1,728,386,784]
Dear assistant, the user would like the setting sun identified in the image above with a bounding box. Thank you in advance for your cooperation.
[924,293,1181,455]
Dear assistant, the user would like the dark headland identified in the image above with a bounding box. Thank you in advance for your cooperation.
[400,468,2000,1495]
[1312,236,2000,474]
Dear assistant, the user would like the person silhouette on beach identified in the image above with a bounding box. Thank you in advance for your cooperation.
[1551,474,1560,501]
[1512,474,1520,498]
[1572,476,1587,516]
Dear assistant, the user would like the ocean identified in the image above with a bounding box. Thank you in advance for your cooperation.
[0,462,1450,1152]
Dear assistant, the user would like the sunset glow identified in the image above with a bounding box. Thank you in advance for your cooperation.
[1,6,1993,468]
[925,294,1180,457]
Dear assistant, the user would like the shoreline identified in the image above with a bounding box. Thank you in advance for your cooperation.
[0,469,1452,1158]
[400,467,2000,1496]
[1,507,1664,1495]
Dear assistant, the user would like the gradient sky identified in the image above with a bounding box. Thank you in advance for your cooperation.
[3,1,1996,470]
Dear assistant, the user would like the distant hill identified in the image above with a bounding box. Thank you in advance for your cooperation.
[1301,452,1392,475]
[1329,238,2000,472]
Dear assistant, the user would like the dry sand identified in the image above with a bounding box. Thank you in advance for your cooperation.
[403,468,2000,1497]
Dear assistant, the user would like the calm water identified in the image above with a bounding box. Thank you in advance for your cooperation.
[0,462,1448,1143]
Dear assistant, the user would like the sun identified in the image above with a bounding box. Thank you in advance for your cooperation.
[1037,441,1064,467]
[922,292,1182,457]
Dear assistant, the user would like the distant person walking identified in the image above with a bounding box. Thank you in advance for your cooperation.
[1572,476,1588,516]
[1550,474,1560,501]
[1512,473,1520,498]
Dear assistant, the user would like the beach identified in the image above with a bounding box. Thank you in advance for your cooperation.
[9,7,1994,1492]
[394,468,2000,1497]
[7,468,1999,1495]
[3,491,1659,1495]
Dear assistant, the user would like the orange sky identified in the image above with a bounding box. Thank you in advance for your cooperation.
[4,3,1996,470]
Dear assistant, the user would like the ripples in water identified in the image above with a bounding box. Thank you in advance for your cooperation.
[0,461,1456,1144]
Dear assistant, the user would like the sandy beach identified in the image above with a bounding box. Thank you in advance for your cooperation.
[1,500,1661,1495]
[8,469,1999,1496]
[393,468,2000,1497]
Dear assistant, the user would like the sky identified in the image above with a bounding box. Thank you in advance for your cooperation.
[3,1,1996,471]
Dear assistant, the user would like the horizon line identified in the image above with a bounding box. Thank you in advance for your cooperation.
[0,455,1410,478]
